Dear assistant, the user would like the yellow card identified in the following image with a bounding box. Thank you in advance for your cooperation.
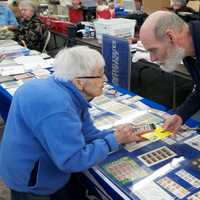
[141,127,172,141]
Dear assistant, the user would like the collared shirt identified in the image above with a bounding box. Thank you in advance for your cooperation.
[0,5,18,26]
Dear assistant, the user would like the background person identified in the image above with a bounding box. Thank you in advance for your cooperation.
[169,0,195,13]
[134,0,145,14]
[0,46,143,200]
[9,0,21,20]
[0,0,18,30]
[139,11,200,134]
[96,0,112,19]
[126,0,148,37]
[14,0,47,51]
[163,0,197,23]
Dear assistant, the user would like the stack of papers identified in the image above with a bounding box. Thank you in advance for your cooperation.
[0,45,30,58]
[0,40,18,47]
[14,55,54,71]
[0,64,25,76]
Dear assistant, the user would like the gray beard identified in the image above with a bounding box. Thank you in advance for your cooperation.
[160,48,185,73]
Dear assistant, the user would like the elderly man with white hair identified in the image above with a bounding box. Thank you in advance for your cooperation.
[140,11,200,135]
[0,46,142,200]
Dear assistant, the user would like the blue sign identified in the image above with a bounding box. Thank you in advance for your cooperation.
[102,34,131,89]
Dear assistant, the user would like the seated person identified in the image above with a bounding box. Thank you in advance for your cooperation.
[9,0,21,20]
[0,0,18,30]
[108,0,115,17]
[96,0,112,19]
[14,0,48,52]
[134,0,145,14]
[166,0,195,13]
[0,46,142,200]
[68,0,83,24]
[164,0,197,22]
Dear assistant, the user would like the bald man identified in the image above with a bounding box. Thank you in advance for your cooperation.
[140,11,200,134]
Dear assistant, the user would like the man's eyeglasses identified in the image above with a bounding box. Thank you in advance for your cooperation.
[76,76,104,79]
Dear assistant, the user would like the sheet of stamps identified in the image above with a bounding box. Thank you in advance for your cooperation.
[138,146,176,167]
[157,176,190,199]
[184,135,200,151]
[103,157,148,184]
[187,191,200,200]
[176,169,200,188]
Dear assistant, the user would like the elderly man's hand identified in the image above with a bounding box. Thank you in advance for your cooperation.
[162,114,183,136]
[114,124,143,145]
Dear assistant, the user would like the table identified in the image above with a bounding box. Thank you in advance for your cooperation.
[50,30,101,52]
[76,37,101,51]
[84,85,200,200]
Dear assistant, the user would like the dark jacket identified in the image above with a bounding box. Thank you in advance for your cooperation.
[175,21,200,122]
[15,15,47,52]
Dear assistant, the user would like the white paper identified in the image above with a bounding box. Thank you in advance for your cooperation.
[0,64,25,76]
[134,101,150,110]
[14,55,54,71]
[132,181,174,200]
[184,135,200,151]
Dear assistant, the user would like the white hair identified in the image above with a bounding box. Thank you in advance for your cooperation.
[53,46,105,81]
[160,47,185,73]
[19,0,37,13]
[154,12,185,40]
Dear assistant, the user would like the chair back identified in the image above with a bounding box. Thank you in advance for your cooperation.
[42,31,51,53]
[66,25,77,47]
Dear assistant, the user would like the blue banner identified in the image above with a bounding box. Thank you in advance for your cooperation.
[102,34,131,89]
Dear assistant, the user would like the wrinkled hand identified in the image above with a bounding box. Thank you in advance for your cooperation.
[114,124,143,145]
[162,114,183,136]
[0,54,6,62]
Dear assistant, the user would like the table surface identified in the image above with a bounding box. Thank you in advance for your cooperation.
[50,30,101,50]
[85,85,200,200]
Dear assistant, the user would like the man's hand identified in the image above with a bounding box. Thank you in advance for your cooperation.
[162,114,183,136]
[114,124,143,145]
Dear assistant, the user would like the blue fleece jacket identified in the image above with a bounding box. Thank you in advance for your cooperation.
[0,76,119,195]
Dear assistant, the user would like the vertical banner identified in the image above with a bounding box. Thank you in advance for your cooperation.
[102,34,131,89]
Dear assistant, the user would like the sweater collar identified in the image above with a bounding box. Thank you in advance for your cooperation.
[189,21,200,62]
[20,14,37,23]
[52,76,91,109]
